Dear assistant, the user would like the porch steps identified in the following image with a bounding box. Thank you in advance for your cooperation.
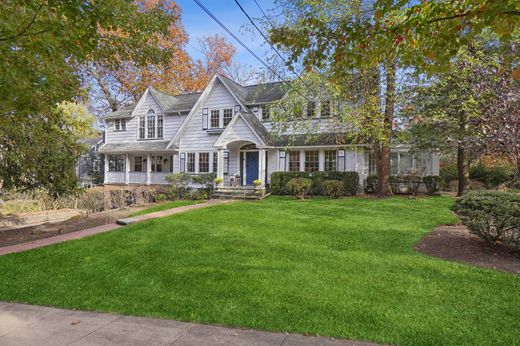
[213,186,269,200]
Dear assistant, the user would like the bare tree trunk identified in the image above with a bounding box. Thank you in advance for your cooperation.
[376,60,396,197]
[87,64,119,112]
[456,145,469,197]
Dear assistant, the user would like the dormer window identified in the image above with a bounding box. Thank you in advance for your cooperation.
[261,105,270,121]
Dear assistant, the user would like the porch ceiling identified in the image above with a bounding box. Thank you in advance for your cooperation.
[99,141,177,154]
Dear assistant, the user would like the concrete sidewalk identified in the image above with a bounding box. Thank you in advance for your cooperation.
[0,302,379,346]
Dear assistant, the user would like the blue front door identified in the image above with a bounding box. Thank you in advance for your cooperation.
[245,151,259,185]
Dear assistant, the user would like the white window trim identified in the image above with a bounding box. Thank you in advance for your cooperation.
[137,109,164,140]
[209,108,234,129]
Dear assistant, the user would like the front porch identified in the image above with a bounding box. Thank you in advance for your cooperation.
[104,153,175,185]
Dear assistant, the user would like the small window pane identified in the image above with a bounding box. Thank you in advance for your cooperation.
[187,153,195,173]
[199,152,209,173]
[305,151,319,173]
[223,109,233,127]
[324,150,337,172]
[288,151,300,172]
[210,110,220,128]
[120,119,126,131]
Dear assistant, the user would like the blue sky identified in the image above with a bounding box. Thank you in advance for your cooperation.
[177,0,277,72]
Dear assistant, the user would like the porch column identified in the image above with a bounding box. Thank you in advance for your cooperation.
[146,153,151,185]
[104,154,109,184]
[125,154,130,185]
[319,150,325,171]
[258,149,267,188]
[217,149,224,181]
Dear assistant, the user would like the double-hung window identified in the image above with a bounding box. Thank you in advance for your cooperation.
[306,101,316,118]
[151,156,163,172]
[134,156,143,172]
[288,151,300,172]
[139,117,145,139]
[223,109,233,127]
[324,150,337,171]
[320,101,331,118]
[186,153,195,173]
[262,105,270,120]
[305,151,319,173]
[147,114,156,139]
[210,110,220,128]
[114,119,126,131]
[199,152,209,173]
[157,115,163,138]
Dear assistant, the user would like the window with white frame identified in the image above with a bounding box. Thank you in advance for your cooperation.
[288,151,300,172]
[262,105,270,120]
[139,116,145,139]
[306,101,316,118]
[108,155,124,172]
[368,152,377,176]
[134,156,143,172]
[305,151,319,173]
[186,153,195,173]
[320,101,331,118]
[399,152,413,174]
[210,110,220,128]
[415,152,431,175]
[390,153,399,175]
[151,155,163,172]
[223,109,233,127]
[324,150,337,171]
[213,152,218,173]
[147,114,156,139]
[114,119,126,131]
[157,115,163,138]
[199,152,209,173]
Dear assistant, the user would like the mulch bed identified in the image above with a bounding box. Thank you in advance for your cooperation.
[0,206,148,248]
[416,225,520,275]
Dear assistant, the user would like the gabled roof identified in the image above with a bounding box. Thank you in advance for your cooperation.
[214,111,268,148]
[218,74,286,104]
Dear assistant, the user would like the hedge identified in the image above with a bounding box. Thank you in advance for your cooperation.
[453,191,520,252]
[270,171,359,196]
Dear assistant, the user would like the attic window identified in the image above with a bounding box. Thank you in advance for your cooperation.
[114,119,126,131]
[147,109,155,115]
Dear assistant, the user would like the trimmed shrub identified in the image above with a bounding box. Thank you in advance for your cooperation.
[453,191,520,251]
[191,189,209,200]
[192,173,216,197]
[286,178,312,200]
[402,173,422,196]
[365,175,378,194]
[322,180,344,199]
[271,171,359,196]
[470,164,513,188]
[422,176,441,195]
[270,171,310,195]
[165,173,192,199]
[389,176,401,194]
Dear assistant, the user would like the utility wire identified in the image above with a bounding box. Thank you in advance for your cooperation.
[233,0,312,92]
[192,0,311,101]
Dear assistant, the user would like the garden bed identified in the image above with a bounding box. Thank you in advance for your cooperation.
[416,225,520,275]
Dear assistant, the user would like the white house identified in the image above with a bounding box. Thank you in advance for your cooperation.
[99,73,439,188]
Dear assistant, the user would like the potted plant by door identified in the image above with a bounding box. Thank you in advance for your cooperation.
[214,177,223,187]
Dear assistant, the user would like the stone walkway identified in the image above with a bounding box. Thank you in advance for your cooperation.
[0,200,231,257]
[0,302,379,346]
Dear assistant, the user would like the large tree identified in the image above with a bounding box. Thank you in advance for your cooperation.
[268,0,519,196]
[0,0,177,194]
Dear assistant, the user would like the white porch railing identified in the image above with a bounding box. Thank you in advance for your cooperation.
[129,172,146,184]
[150,172,170,185]
[106,172,125,184]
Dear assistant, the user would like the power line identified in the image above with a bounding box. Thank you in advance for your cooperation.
[233,0,311,91]
[192,0,311,101]
[252,0,275,28]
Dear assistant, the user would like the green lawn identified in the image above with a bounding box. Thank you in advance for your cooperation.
[0,196,519,346]
[128,200,201,217]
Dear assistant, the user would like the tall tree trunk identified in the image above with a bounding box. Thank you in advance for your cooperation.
[376,60,396,197]
[456,145,469,196]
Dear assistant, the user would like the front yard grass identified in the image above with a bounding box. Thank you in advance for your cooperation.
[128,200,201,217]
[0,196,518,345]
